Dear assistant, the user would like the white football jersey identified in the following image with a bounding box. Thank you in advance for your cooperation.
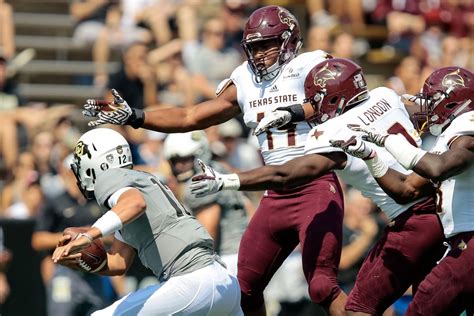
[305,87,424,220]
[229,50,330,165]
[428,111,474,237]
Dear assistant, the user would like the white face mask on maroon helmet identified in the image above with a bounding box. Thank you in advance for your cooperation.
[241,5,303,82]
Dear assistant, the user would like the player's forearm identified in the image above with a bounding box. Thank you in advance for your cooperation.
[238,164,318,191]
[413,146,474,182]
[142,101,223,132]
[98,241,135,276]
[374,169,428,204]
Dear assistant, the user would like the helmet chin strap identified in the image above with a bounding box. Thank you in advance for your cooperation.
[429,99,472,136]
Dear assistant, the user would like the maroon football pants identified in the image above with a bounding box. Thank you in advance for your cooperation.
[406,231,474,316]
[237,173,344,312]
[346,205,445,315]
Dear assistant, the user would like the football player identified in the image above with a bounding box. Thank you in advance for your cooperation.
[333,67,474,315]
[162,131,252,276]
[82,6,347,316]
[190,58,446,315]
[52,128,242,315]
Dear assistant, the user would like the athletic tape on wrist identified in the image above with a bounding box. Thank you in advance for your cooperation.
[92,211,123,237]
[365,153,389,178]
[222,173,240,191]
[385,134,427,170]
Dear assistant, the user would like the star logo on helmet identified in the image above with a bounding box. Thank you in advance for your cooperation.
[314,63,337,88]
[442,69,465,89]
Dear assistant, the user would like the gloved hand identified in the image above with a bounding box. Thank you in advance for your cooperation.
[83,89,144,128]
[329,135,375,160]
[190,160,240,197]
[347,124,388,147]
[254,104,305,136]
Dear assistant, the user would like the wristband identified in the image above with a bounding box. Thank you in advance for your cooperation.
[276,104,305,123]
[385,134,427,170]
[92,211,123,236]
[364,153,389,178]
[128,109,145,129]
[221,173,240,191]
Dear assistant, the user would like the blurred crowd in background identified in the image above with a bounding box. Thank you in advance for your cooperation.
[0,0,473,315]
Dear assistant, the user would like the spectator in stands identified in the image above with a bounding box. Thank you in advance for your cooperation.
[219,3,247,52]
[148,40,195,107]
[0,54,20,111]
[1,151,42,219]
[386,56,422,96]
[71,0,153,87]
[31,153,116,316]
[70,0,117,86]
[0,1,15,59]
[182,17,242,101]
[305,25,331,53]
[0,228,11,306]
[308,0,367,29]
[107,42,157,109]
[338,187,379,292]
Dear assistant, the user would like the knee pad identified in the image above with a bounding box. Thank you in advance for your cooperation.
[308,274,340,306]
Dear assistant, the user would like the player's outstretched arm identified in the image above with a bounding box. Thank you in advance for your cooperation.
[83,85,241,132]
[190,152,346,197]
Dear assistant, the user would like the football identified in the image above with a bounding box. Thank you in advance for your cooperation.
[63,227,108,273]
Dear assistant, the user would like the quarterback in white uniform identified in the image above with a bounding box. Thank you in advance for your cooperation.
[81,5,348,316]
[338,67,474,315]
[190,58,445,315]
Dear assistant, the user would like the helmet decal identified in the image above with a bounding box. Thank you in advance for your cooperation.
[74,141,92,162]
[106,154,114,164]
[278,7,295,28]
[441,69,465,89]
[314,63,337,88]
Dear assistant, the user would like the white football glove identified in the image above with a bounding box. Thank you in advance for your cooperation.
[83,89,136,127]
[347,124,388,147]
[254,109,292,136]
[190,160,240,197]
[329,136,375,160]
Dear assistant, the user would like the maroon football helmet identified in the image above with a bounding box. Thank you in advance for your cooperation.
[242,5,302,82]
[411,67,474,136]
[303,58,369,124]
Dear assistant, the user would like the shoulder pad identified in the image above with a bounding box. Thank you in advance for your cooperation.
[215,78,234,97]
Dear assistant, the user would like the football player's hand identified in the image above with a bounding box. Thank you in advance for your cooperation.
[83,89,134,127]
[52,234,91,263]
[347,124,388,147]
[330,136,375,160]
[254,109,292,136]
[190,160,225,197]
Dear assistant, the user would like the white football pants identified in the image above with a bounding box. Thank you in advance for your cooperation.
[92,261,243,315]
